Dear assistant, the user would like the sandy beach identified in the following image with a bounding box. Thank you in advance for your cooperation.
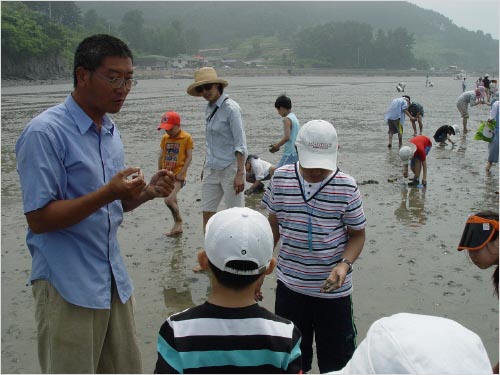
[1,74,498,373]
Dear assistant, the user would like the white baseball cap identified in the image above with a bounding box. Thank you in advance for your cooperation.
[204,207,274,275]
[295,119,338,171]
[332,313,492,374]
[399,143,417,162]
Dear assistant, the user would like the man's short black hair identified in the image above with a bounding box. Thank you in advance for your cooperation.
[402,95,411,102]
[208,260,263,290]
[275,94,292,110]
[73,34,133,88]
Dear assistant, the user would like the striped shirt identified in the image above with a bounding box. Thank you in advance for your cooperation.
[155,302,302,373]
[261,163,366,299]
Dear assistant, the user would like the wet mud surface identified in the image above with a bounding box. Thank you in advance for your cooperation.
[1,75,498,372]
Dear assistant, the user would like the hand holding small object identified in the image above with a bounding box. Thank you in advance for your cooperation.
[269,144,279,153]
[320,277,340,293]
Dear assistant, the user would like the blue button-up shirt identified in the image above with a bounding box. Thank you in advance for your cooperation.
[384,97,409,123]
[15,94,132,309]
[205,94,247,170]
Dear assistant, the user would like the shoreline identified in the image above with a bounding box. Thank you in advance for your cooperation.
[1,67,476,88]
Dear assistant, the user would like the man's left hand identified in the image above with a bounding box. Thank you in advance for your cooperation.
[147,169,175,198]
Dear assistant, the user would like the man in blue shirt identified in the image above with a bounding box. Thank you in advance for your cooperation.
[384,95,415,148]
[187,67,247,272]
[15,34,175,373]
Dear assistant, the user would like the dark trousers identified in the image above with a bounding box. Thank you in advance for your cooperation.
[275,281,357,373]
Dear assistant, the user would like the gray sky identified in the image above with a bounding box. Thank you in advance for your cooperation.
[407,0,499,39]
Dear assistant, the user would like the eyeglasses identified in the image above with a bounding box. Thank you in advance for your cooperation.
[195,83,214,94]
[458,215,499,251]
[92,72,138,90]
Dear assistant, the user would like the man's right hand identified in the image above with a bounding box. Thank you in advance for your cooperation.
[107,167,146,202]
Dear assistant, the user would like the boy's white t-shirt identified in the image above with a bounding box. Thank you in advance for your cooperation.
[250,158,272,180]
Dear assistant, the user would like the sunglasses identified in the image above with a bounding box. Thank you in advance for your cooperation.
[458,215,499,251]
[195,83,214,93]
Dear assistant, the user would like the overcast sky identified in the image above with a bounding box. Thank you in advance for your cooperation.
[407,0,499,39]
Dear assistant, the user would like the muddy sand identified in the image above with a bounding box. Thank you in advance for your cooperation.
[1,75,498,373]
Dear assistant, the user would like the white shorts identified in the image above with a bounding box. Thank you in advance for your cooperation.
[456,101,469,118]
[201,162,244,212]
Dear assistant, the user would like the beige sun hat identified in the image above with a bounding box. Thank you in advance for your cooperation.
[186,67,228,97]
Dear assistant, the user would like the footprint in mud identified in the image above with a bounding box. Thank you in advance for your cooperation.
[447,280,463,288]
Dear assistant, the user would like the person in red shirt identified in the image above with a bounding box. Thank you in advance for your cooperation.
[398,135,432,186]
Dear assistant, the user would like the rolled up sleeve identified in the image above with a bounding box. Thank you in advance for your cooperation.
[228,102,247,156]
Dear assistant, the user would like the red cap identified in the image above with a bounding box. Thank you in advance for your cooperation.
[158,111,181,130]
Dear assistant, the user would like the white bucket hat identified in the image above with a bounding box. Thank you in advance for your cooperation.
[295,119,338,171]
[187,67,228,97]
[332,313,492,374]
[451,124,460,135]
[204,207,273,275]
[399,142,417,162]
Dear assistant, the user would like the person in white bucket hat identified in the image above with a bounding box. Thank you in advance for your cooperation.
[154,207,302,373]
[399,135,432,187]
[262,120,367,373]
[187,67,248,272]
[329,313,493,374]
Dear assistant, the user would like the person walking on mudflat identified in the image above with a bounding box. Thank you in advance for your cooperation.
[157,110,194,237]
[269,94,300,167]
[15,34,175,373]
[187,67,247,272]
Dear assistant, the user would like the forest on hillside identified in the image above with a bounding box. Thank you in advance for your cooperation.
[1,1,498,79]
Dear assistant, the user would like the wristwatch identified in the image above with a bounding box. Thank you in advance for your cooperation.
[339,258,353,272]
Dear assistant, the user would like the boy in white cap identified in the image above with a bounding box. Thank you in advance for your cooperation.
[331,313,493,374]
[262,120,367,373]
[154,207,302,373]
[399,135,432,186]
[157,111,194,236]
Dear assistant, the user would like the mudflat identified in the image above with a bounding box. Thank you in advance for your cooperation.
[2,75,498,373]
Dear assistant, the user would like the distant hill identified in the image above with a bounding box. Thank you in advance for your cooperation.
[77,1,498,72]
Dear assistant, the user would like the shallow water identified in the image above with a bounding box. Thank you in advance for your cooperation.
[1,75,498,373]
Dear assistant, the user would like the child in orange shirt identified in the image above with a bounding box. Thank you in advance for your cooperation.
[157,111,194,236]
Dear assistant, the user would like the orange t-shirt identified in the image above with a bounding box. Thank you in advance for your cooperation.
[159,130,194,179]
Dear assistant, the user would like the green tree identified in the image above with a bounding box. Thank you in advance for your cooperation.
[82,9,112,34]
[24,1,82,28]
[185,28,200,54]
[293,21,420,69]
[2,2,56,58]
[119,10,145,52]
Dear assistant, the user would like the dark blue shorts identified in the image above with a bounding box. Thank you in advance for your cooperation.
[275,281,357,373]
